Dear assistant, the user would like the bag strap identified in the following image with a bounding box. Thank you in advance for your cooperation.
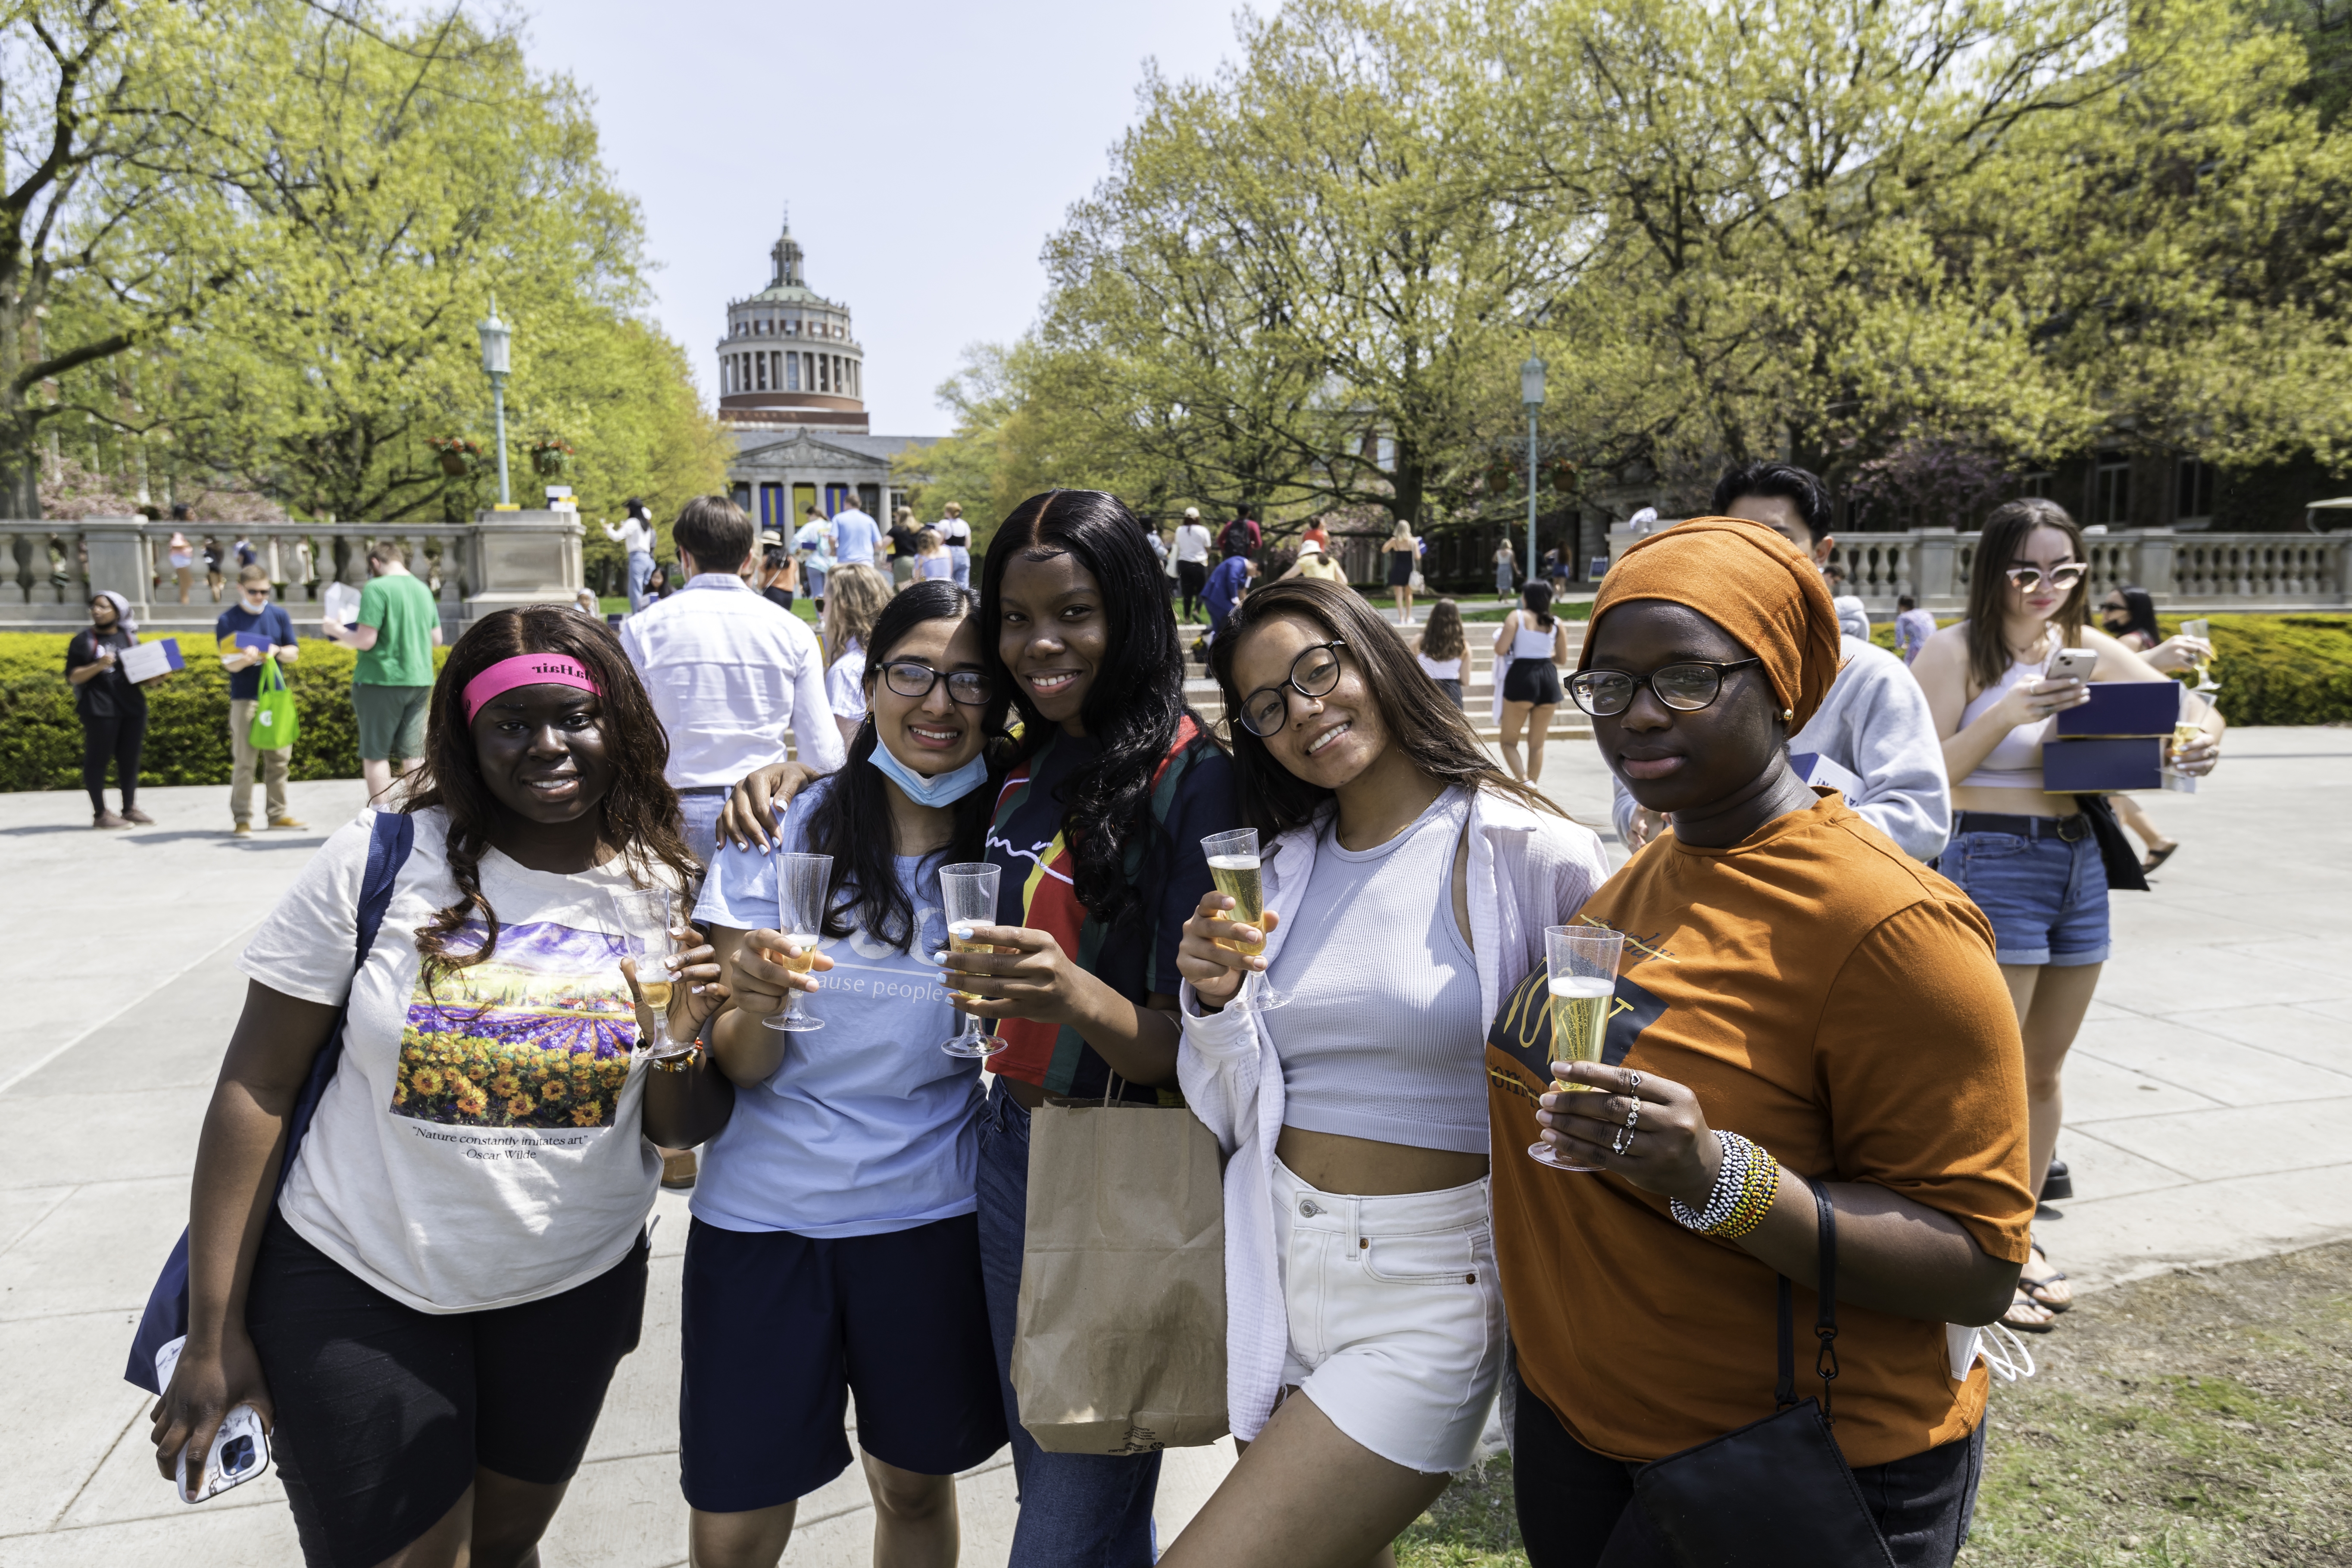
[1814,1182,1841,1424]
[1774,1276,1796,1411]
[273,811,414,1197]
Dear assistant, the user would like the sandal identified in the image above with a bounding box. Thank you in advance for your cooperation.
[2020,1239,2072,1312]
[2141,843,2178,873]
[2001,1289,2057,1334]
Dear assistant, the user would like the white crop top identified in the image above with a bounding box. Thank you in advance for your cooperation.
[1263,787,1487,1154]
[1417,652,1462,681]
[1511,620,1558,660]
[1958,656,2050,788]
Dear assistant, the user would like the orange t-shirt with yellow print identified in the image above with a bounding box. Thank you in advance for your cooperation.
[1488,792,2033,1470]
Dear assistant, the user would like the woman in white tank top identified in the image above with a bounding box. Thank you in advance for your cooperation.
[1492,581,1571,783]
[1168,578,1607,1568]
[1912,500,2224,1336]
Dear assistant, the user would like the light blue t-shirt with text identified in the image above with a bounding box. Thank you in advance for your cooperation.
[690,778,981,1238]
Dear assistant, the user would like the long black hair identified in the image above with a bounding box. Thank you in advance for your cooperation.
[2105,584,2160,645]
[803,581,1009,952]
[980,490,1201,929]
[1211,579,1563,840]
[400,607,696,981]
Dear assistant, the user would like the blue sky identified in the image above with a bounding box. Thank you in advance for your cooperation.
[524,0,1249,436]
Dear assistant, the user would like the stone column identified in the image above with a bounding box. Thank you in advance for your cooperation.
[465,508,583,625]
[81,517,152,618]
[2136,529,2179,606]
[1912,527,1960,611]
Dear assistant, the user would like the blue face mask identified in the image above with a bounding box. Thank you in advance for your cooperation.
[867,738,990,808]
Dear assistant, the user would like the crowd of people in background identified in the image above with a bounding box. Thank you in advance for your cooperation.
[126,461,2233,1568]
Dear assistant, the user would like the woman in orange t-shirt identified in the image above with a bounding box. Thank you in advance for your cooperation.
[1488,518,2034,1568]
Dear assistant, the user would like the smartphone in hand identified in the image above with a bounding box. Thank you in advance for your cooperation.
[2046,647,2097,686]
[153,1336,271,1503]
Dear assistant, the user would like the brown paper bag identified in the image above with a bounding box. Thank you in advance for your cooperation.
[1010,1093,1229,1453]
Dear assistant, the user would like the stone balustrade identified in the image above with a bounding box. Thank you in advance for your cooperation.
[1606,525,2350,613]
[0,513,584,633]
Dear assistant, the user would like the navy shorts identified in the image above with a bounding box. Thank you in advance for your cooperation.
[1943,823,2111,968]
[679,1214,1006,1513]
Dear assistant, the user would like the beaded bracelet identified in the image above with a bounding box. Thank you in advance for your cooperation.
[1669,1131,1780,1239]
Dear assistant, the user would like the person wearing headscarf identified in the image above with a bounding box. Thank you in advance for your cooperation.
[66,590,153,828]
[1486,518,2033,1568]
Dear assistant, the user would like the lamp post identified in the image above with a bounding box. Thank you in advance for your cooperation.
[478,295,512,507]
[1520,355,1546,588]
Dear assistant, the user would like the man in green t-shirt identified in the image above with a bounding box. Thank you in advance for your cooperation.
[322,540,443,801]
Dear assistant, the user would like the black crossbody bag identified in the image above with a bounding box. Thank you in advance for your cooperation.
[1632,1184,1898,1568]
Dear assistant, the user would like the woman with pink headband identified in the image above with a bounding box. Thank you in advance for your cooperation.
[153,607,740,1568]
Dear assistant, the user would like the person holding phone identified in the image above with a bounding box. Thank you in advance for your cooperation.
[720,491,1239,1567]
[681,581,1008,1568]
[150,608,735,1568]
[1911,500,2224,1332]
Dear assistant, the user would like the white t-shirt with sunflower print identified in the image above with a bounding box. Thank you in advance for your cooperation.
[240,806,679,1313]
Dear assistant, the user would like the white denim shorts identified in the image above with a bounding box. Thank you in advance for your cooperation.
[1271,1158,1505,1474]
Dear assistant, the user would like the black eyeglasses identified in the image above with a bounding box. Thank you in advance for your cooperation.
[2003,563,2087,591]
[1567,658,1764,718]
[1237,640,1346,737]
[879,661,994,706]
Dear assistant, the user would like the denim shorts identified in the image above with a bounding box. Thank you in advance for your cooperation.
[1272,1159,1504,1474]
[1943,824,2110,968]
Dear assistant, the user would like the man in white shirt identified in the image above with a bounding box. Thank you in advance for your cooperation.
[1614,462,1950,862]
[829,497,883,569]
[1172,506,1214,621]
[603,500,657,612]
[620,496,847,865]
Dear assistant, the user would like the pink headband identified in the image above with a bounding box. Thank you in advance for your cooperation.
[462,653,601,722]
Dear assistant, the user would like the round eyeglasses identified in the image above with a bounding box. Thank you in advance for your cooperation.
[1237,640,1346,737]
[2002,563,2086,592]
[879,661,994,706]
[1567,658,1764,718]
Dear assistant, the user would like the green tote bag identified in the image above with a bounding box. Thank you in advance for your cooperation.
[248,655,300,752]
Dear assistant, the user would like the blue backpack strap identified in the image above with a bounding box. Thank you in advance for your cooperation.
[125,812,414,1394]
[278,810,413,1189]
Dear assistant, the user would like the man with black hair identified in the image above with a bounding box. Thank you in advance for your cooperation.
[1613,461,1950,861]
[621,496,846,867]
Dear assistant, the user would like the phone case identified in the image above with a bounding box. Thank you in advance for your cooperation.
[153,1335,272,1502]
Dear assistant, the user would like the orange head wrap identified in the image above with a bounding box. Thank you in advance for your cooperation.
[1579,516,1845,731]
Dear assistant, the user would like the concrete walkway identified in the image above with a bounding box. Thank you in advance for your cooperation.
[3,728,2346,1564]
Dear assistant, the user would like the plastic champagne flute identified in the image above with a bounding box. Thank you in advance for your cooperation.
[765,852,832,1033]
[611,885,694,1062]
[938,862,1009,1058]
[1202,828,1287,1010]
[1528,925,1627,1173]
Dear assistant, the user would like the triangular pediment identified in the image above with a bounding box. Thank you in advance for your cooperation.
[732,430,884,471]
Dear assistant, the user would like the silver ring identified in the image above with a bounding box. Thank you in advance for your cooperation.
[1624,1100,1641,1131]
[1611,1125,1633,1156]
[1626,1071,1643,1096]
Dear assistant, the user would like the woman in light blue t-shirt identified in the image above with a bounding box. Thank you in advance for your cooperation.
[687,580,1010,1568]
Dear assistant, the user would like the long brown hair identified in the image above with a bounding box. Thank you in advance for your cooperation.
[1965,498,2088,695]
[397,607,697,982]
[1210,578,1564,838]
[1419,597,1466,662]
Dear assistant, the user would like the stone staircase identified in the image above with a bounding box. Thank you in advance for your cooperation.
[1176,616,1591,744]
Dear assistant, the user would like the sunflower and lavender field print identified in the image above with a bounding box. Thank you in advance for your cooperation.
[392,919,638,1130]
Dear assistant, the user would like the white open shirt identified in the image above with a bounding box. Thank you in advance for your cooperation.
[618,574,848,789]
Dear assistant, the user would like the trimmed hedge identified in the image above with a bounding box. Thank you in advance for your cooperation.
[0,632,451,791]
[1864,612,2352,725]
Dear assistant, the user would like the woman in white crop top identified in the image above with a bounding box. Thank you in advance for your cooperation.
[1492,581,1571,784]
[1912,499,2223,1336]
[1167,579,1607,1568]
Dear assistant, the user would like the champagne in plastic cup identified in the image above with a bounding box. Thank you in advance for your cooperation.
[1203,828,1287,1010]
[766,853,832,1033]
[938,862,1008,1057]
[1528,924,1627,1173]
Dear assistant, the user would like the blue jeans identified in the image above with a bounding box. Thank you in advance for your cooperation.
[950,546,971,590]
[1943,824,2110,967]
[675,790,725,871]
[627,550,654,612]
[978,1088,1162,1568]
